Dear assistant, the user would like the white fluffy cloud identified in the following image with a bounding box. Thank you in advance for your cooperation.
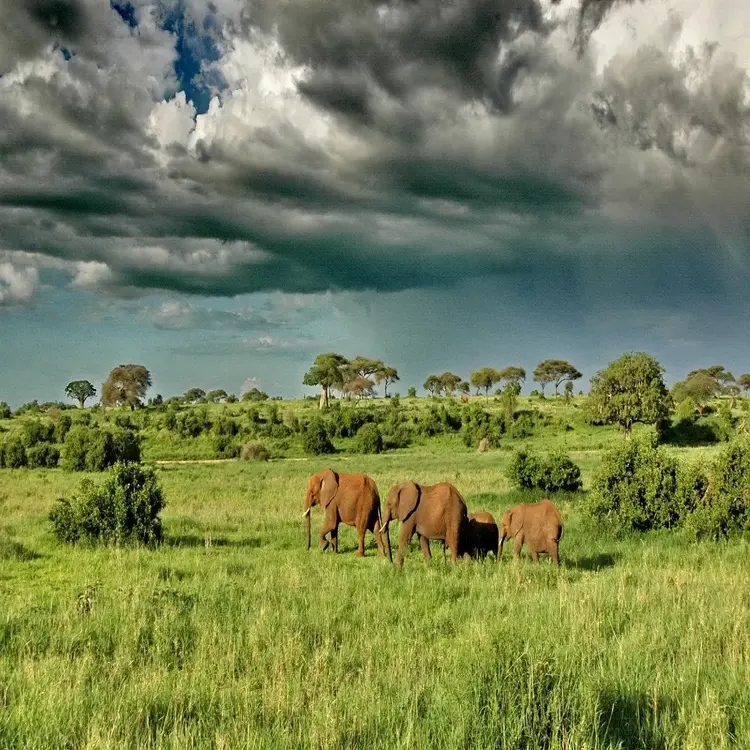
[0,263,39,307]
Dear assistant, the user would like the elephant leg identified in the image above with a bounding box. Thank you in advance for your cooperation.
[331,525,339,553]
[373,522,386,559]
[530,548,539,563]
[396,524,415,569]
[448,530,459,563]
[513,533,524,561]
[356,523,366,557]
[549,540,560,567]
[419,535,432,560]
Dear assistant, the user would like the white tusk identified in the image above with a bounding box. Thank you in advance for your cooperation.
[303,508,311,517]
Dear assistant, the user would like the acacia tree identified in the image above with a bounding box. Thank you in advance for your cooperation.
[423,375,442,396]
[101,365,152,410]
[497,366,526,389]
[184,387,206,404]
[439,372,461,396]
[738,373,750,393]
[206,389,228,403]
[458,381,470,396]
[672,373,718,415]
[686,365,737,406]
[303,353,349,409]
[588,352,672,438]
[343,376,375,402]
[534,359,582,397]
[470,367,502,398]
[347,357,399,397]
[65,380,96,408]
[379,366,399,398]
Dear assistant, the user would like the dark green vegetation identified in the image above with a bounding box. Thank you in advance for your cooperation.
[2,454,750,748]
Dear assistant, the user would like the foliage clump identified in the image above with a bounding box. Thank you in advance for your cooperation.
[302,419,335,455]
[0,437,27,468]
[26,444,60,468]
[241,441,269,461]
[588,435,706,531]
[49,462,165,546]
[354,423,383,454]
[506,448,582,493]
[61,426,141,472]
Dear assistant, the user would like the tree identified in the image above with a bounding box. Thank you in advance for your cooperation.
[497,366,526,388]
[184,387,206,404]
[423,375,442,396]
[588,352,672,438]
[206,389,228,403]
[686,365,737,406]
[672,373,718,415]
[439,372,461,396]
[458,381,470,396]
[738,374,750,393]
[407,386,417,398]
[564,381,574,402]
[101,365,151,410]
[242,387,268,402]
[379,366,399,398]
[303,353,349,410]
[534,359,582,397]
[470,367,502,398]
[343,376,375,402]
[65,380,96,408]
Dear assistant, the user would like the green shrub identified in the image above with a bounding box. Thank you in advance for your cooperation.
[54,414,72,443]
[213,416,239,437]
[241,441,269,461]
[589,435,704,531]
[49,462,165,546]
[214,435,240,458]
[0,402,11,419]
[176,409,210,438]
[506,448,582,493]
[407,387,417,398]
[226,394,238,403]
[354,423,383,454]
[61,426,141,472]
[687,440,750,540]
[1,437,27,468]
[302,419,335,455]
[26,444,60,468]
[461,404,504,447]
[20,420,55,448]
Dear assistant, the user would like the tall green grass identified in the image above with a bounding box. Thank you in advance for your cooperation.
[2,454,749,748]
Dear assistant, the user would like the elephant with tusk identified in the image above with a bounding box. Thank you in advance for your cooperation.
[304,468,389,559]
[380,480,470,568]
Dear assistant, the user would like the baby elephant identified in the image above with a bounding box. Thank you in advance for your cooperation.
[499,499,563,566]
[466,512,499,560]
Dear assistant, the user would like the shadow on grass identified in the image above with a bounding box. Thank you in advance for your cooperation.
[164,534,262,549]
[0,537,43,561]
[569,552,617,571]
[598,691,669,750]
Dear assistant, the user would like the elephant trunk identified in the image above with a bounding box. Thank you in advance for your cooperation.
[498,530,506,560]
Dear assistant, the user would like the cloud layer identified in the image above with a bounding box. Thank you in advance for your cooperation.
[0,0,748,311]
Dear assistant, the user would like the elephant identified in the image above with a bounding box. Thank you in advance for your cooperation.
[466,511,499,560]
[498,498,563,565]
[380,481,469,568]
[303,468,388,559]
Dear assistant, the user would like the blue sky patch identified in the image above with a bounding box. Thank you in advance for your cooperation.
[111,1,138,29]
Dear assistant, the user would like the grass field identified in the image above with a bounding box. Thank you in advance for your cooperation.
[2,446,750,749]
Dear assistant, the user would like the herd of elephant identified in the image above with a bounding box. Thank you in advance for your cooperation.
[303,468,563,568]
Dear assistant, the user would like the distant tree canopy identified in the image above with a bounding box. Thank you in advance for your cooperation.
[497,366,526,388]
[439,372,461,396]
[534,359,582,396]
[184,387,206,404]
[206,389,228,403]
[470,367,502,397]
[379,366,400,397]
[101,365,151,410]
[423,374,442,396]
[64,380,96,408]
[739,374,750,393]
[348,357,399,397]
[672,373,718,414]
[242,387,269,402]
[343,376,375,401]
[303,353,350,409]
[588,352,672,437]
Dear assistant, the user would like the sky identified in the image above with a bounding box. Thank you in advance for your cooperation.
[1,0,749,407]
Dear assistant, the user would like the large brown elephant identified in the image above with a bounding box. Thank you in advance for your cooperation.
[498,498,563,565]
[466,511,499,560]
[303,468,388,559]
[380,481,469,568]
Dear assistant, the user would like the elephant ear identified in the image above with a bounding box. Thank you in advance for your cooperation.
[319,468,339,508]
[397,482,420,521]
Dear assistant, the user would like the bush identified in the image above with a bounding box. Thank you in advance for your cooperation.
[214,436,241,458]
[302,419,335,455]
[241,441,269,461]
[62,426,141,472]
[20,420,55,448]
[461,405,504,448]
[49,462,165,546]
[54,414,73,443]
[687,440,750,540]
[1,437,27,468]
[588,435,704,531]
[0,402,11,419]
[26,444,60,468]
[407,387,417,398]
[176,409,210,438]
[213,416,239,437]
[354,423,383,454]
[506,448,582,493]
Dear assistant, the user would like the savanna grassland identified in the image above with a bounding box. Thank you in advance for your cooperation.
[2,397,750,750]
